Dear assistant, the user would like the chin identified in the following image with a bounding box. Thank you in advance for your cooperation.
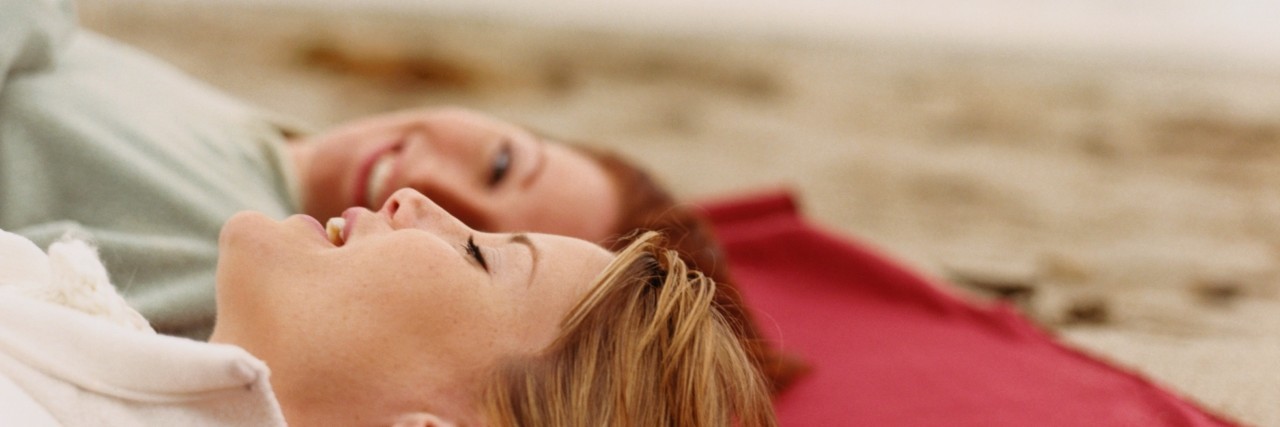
[218,211,278,250]
[214,212,289,327]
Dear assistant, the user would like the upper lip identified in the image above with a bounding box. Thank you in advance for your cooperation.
[340,208,365,244]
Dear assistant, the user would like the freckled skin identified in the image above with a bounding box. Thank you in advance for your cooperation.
[209,189,613,425]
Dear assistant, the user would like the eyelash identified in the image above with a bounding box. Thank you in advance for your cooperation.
[464,236,490,271]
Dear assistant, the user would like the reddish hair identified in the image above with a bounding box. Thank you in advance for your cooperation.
[581,148,809,394]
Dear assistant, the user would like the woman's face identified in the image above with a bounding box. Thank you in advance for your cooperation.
[291,108,619,242]
[209,188,614,423]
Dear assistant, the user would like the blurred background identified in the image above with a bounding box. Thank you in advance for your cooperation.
[81,0,1280,423]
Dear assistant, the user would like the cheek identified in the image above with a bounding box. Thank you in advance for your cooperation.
[339,242,499,340]
[491,286,573,354]
[511,148,619,241]
[305,127,394,181]
[362,280,517,371]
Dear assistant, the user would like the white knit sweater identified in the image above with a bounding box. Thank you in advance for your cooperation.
[0,229,286,426]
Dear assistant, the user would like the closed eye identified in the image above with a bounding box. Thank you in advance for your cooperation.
[464,236,490,271]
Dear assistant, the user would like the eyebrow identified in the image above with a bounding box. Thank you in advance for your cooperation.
[510,233,539,288]
[520,136,547,189]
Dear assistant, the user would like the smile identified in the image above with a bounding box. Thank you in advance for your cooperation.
[353,140,402,209]
[365,151,396,208]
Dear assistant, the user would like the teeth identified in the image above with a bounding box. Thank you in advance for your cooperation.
[326,217,346,245]
[366,153,395,208]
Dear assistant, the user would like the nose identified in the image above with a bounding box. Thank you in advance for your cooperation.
[394,127,495,231]
[380,188,474,236]
[403,173,490,232]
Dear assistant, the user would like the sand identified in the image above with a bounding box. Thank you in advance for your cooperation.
[78,1,1280,424]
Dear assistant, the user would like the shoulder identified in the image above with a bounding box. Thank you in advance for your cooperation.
[0,0,76,79]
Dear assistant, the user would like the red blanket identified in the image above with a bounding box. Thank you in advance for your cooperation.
[700,189,1235,426]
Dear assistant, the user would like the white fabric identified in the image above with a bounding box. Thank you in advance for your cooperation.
[0,229,286,426]
[0,231,151,332]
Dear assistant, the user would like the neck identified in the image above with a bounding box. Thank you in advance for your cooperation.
[274,382,473,427]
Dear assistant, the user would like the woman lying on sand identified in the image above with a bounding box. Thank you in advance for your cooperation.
[0,189,776,426]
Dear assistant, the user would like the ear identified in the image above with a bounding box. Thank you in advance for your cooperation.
[391,413,458,427]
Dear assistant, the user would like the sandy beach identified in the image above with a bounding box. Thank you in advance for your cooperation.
[79,1,1280,424]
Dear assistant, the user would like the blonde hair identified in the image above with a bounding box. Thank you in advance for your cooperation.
[481,232,777,426]
[582,147,809,393]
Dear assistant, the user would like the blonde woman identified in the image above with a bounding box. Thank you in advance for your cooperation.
[0,189,776,426]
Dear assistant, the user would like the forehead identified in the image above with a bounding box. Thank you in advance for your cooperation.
[528,233,614,293]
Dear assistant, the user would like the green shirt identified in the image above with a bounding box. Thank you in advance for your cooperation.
[1,0,302,338]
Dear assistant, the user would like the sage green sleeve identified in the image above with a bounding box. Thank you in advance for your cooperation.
[0,0,75,85]
[0,20,300,339]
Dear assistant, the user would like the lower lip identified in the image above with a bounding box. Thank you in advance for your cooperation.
[353,140,401,209]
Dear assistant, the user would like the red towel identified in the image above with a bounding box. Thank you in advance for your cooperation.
[699,189,1236,426]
